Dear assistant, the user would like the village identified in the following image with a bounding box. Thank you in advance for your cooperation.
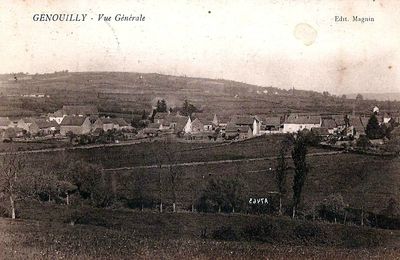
[1,100,399,151]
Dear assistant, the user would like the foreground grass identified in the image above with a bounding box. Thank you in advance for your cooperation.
[1,203,399,259]
[1,217,399,260]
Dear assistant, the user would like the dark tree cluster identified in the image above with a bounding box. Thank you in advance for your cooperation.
[181,99,199,117]
[156,99,167,113]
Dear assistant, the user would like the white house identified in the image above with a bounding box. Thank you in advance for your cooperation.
[49,110,65,124]
[184,117,204,134]
[283,114,321,133]
[183,117,192,134]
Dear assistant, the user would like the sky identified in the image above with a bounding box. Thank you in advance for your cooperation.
[0,0,399,94]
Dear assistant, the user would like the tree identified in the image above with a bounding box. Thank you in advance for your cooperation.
[275,135,292,215]
[291,133,309,218]
[188,179,205,212]
[153,141,183,213]
[320,193,346,223]
[366,114,383,139]
[181,99,198,117]
[197,177,247,213]
[0,153,25,219]
[322,91,330,97]
[123,170,154,211]
[156,99,167,113]
[356,94,363,101]
[355,165,369,226]
[141,110,147,120]
[57,181,77,205]
[67,160,108,206]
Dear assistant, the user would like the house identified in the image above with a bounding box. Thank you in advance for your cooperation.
[212,114,219,127]
[159,115,187,133]
[382,112,400,125]
[93,117,115,132]
[321,117,338,134]
[311,127,330,138]
[224,122,253,140]
[141,123,161,137]
[60,116,92,135]
[113,118,132,130]
[0,117,13,129]
[49,105,98,124]
[17,118,40,134]
[48,110,65,124]
[282,114,321,133]
[35,119,59,135]
[347,115,368,138]
[153,112,169,124]
[184,118,204,134]
[332,115,348,134]
[230,115,262,136]
[262,116,281,134]
[17,118,59,136]
[193,113,219,131]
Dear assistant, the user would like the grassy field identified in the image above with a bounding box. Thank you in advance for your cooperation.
[21,135,325,168]
[1,206,400,259]
[0,139,70,153]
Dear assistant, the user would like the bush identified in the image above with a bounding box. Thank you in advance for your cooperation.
[0,204,11,218]
[341,228,386,248]
[212,226,238,241]
[126,196,156,210]
[294,222,326,244]
[356,135,371,149]
[241,220,279,243]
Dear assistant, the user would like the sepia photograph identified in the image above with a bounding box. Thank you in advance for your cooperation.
[0,0,399,259]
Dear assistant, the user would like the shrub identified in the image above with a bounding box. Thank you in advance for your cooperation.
[241,220,279,243]
[212,226,238,241]
[341,228,386,248]
[0,204,11,218]
[356,135,371,149]
[294,222,326,244]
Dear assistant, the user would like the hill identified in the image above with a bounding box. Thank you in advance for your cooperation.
[1,71,399,117]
